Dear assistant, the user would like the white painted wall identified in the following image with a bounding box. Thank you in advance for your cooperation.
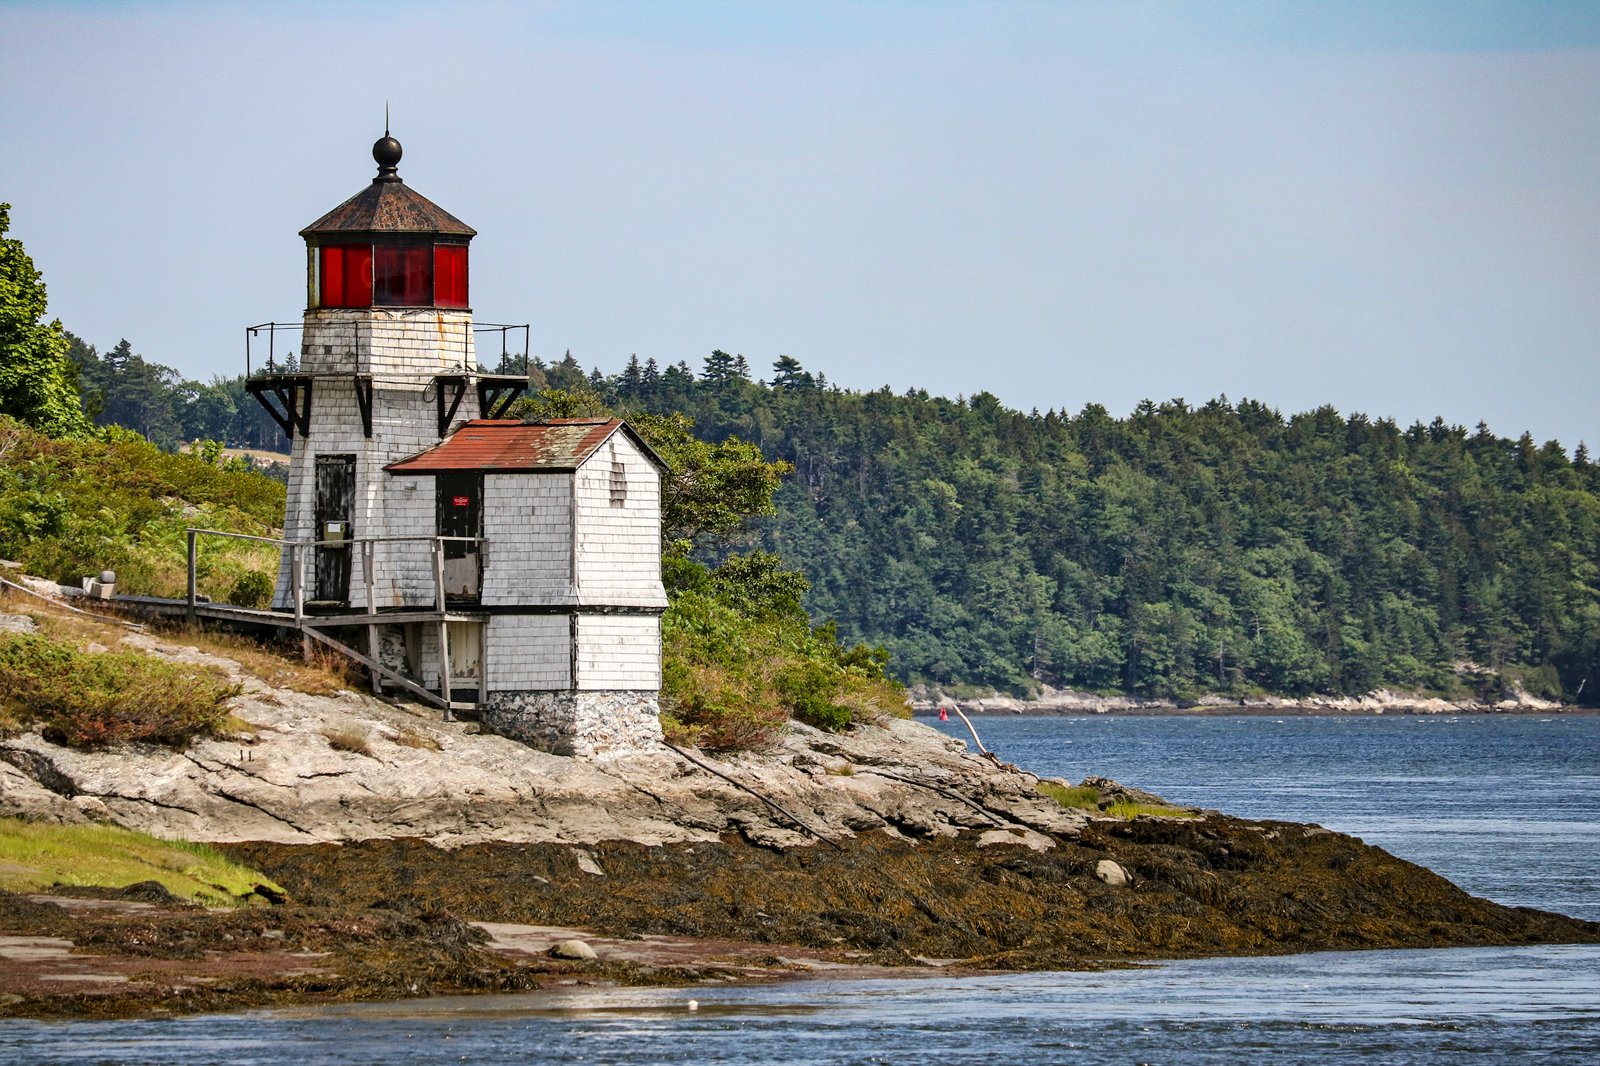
[575,613,662,690]
[272,309,479,610]
[480,472,573,606]
[573,432,667,609]
[485,614,573,691]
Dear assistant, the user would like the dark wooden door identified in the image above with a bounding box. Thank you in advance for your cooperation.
[314,455,355,602]
[435,473,482,601]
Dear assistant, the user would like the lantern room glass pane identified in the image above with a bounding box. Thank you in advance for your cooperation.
[319,245,372,308]
[375,244,433,306]
[434,244,468,308]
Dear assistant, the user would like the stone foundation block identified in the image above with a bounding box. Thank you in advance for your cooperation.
[482,691,663,759]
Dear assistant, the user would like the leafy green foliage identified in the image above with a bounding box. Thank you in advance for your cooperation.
[0,632,240,750]
[0,417,284,598]
[661,555,905,750]
[0,204,92,438]
[631,411,792,552]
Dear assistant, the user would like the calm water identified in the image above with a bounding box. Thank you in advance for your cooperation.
[6,715,1598,1064]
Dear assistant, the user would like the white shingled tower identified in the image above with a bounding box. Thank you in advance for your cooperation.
[246,132,666,757]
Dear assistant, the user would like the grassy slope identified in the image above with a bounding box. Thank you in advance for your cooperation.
[0,819,283,905]
[0,417,284,600]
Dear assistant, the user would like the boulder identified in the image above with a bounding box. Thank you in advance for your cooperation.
[1094,859,1132,887]
[549,939,598,961]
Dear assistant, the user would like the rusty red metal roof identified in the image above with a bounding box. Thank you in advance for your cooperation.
[385,419,667,474]
[301,179,476,239]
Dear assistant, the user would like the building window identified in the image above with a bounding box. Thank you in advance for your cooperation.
[374,243,433,305]
[434,244,469,308]
[610,449,627,507]
[314,241,468,309]
[318,245,372,308]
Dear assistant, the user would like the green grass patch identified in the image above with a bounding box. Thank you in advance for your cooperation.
[1103,801,1200,820]
[0,818,284,905]
[1036,781,1102,810]
[0,631,240,750]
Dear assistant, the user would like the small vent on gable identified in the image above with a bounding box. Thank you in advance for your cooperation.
[609,446,627,507]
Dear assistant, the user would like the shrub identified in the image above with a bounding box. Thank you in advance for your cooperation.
[661,571,907,751]
[0,632,240,749]
[229,569,275,609]
[0,416,284,601]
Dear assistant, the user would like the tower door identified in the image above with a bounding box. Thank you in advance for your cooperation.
[314,455,355,603]
[436,473,482,602]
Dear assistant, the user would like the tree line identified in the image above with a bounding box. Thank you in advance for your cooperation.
[66,334,285,452]
[575,351,1597,706]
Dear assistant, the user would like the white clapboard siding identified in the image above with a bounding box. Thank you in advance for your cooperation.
[574,614,662,690]
[572,433,667,608]
[481,473,575,605]
[485,614,573,691]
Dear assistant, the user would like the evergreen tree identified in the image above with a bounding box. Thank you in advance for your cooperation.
[701,349,739,388]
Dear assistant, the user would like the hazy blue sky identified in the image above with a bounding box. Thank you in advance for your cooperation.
[2,1,1596,450]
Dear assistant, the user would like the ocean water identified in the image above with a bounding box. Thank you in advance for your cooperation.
[5,715,1598,1064]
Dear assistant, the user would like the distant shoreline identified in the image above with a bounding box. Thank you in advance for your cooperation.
[911,703,1598,718]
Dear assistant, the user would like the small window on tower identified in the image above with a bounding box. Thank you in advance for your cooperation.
[374,243,433,305]
[435,245,468,308]
[319,245,373,308]
[610,447,627,507]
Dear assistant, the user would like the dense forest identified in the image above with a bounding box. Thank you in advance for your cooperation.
[39,335,1600,706]
[65,333,284,452]
[560,352,1596,705]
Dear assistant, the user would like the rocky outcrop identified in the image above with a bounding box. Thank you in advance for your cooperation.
[0,632,1082,848]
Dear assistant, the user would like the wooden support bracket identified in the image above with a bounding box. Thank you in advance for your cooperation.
[245,376,313,440]
[354,375,374,438]
[301,625,452,711]
[434,375,469,436]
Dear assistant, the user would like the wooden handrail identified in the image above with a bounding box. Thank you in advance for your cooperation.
[184,527,484,548]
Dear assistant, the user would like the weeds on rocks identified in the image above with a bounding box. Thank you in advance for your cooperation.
[320,727,373,757]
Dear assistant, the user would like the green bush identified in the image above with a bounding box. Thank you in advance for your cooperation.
[229,569,275,609]
[661,556,907,750]
[0,633,240,750]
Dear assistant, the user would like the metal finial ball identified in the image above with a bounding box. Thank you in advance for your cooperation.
[373,135,403,170]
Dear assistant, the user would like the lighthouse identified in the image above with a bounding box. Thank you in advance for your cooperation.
[245,132,667,758]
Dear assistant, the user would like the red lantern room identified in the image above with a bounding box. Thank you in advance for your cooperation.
[300,132,476,310]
